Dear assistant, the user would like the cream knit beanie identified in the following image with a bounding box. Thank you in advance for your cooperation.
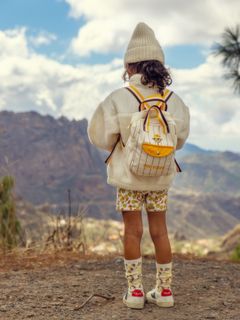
[124,22,165,68]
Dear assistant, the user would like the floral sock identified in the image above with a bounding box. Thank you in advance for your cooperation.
[155,261,173,292]
[124,256,143,292]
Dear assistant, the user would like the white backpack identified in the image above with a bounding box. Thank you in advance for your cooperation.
[105,85,181,176]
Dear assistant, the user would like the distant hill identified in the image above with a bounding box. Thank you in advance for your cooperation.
[176,143,211,158]
[174,151,240,194]
[0,110,239,239]
[167,190,240,239]
[0,110,113,202]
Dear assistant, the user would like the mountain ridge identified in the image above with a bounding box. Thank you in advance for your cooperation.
[0,110,239,239]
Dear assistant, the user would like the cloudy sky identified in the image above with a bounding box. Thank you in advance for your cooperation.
[0,0,239,151]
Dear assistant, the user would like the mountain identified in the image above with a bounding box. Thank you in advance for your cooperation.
[166,190,240,239]
[176,143,211,158]
[0,110,112,201]
[173,151,240,194]
[0,110,239,239]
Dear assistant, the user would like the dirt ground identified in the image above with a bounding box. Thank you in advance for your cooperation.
[0,251,239,320]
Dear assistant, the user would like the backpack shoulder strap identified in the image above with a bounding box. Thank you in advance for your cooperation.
[161,88,173,101]
[144,89,173,111]
[104,134,124,165]
[126,85,145,102]
[125,85,173,111]
[125,85,151,110]
[162,89,173,106]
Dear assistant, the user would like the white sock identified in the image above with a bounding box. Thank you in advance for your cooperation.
[156,261,172,269]
[124,256,143,291]
[124,256,142,264]
[155,261,172,291]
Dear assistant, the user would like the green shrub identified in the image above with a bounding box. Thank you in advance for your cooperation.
[230,243,240,261]
[0,176,21,251]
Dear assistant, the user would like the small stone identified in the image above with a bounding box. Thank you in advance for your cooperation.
[114,257,123,265]
[50,302,63,306]
[206,312,218,319]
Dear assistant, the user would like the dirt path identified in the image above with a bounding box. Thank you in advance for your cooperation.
[0,253,239,320]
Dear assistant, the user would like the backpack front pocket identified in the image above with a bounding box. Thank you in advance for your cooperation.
[142,144,174,157]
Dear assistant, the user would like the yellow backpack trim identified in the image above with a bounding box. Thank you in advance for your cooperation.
[145,112,167,134]
[144,105,168,134]
[142,144,174,157]
[128,85,171,111]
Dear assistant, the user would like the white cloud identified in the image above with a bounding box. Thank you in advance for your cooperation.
[71,19,129,56]
[0,28,28,57]
[171,55,240,150]
[29,31,57,47]
[65,0,240,56]
[0,28,239,152]
[0,28,123,119]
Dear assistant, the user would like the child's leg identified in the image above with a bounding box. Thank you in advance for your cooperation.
[146,210,174,302]
[116,188,145,304]
[122,210,143,259]
[122,211,144,298]
[116,187,144,259]
[146,190,174,301]
[147,210,172,263]
[145,189,171,263]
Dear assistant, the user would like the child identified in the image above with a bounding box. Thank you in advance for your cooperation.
[87,22,190,309]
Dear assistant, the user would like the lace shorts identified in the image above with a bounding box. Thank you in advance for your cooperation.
[116,187,168,212]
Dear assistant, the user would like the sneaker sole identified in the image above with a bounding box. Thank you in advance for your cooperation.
[146,295,174,308]
[123,297,145,309]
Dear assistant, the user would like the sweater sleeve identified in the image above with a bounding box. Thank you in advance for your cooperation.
[170,93,190,150]
[176,103,190,150]
[87,92,120,152]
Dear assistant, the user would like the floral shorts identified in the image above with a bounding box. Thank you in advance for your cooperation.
[116,187,168,212]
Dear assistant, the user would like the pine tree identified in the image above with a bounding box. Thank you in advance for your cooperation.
[0,176,21,251]
[213,25,240,94]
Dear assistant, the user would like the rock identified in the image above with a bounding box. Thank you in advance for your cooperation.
[206,312,218,319]
[114,257,123,265]
[0,306,7,312]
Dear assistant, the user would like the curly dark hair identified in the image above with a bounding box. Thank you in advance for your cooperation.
[123,60,172,94]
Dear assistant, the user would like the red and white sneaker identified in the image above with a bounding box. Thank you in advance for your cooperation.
[123,288,145,309]
[146,287,174,307]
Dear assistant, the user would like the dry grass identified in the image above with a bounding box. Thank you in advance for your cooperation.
[0,248,121,272]
[1,246,239,274]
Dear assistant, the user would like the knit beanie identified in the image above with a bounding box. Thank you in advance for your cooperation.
[124,22,165,68]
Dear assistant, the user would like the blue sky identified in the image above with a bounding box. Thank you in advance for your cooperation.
[0,0,239,151]
[0,0,206,68]
[0,0,80,59]
[0,0,79,36]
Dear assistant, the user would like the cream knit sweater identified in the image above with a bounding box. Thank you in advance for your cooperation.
[87,73,190,191]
